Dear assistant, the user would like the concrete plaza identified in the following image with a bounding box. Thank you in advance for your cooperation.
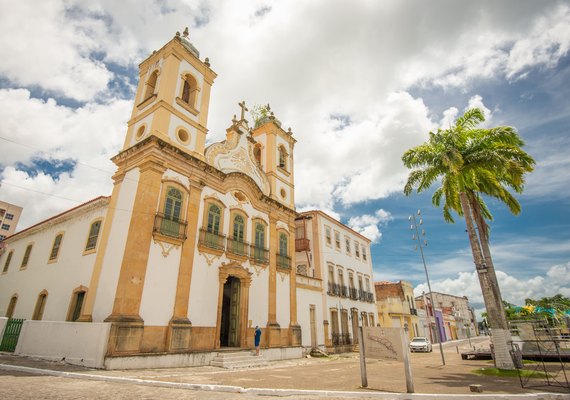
[1,337,568,399]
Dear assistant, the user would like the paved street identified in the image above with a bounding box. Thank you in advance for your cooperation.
[1,337,568,399]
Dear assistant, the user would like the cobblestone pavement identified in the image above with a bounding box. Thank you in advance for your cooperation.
[1,337,569,399]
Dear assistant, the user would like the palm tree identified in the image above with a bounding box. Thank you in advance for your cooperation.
[402,108,535,369]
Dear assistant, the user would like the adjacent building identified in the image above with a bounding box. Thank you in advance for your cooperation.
[374,280,419,339]
[0,200,23,243]
[295,211,376,352]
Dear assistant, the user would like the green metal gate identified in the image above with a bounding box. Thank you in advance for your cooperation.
[0,318,25,352]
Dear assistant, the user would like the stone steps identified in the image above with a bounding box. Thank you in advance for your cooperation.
[210,351,268,369]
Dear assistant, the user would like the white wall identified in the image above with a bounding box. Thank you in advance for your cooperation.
[15,321,111,368]
[93,168,139,321]
[0,201,108,320]
[296,288,324,347]
[0,317,6,338]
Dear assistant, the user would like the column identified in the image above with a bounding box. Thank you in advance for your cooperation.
[166,183,203,351]
[266,214,281,346]
[105,161,164,354]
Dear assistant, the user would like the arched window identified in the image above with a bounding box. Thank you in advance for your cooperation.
[21,244,33,269]
[164,187,182,221]
[278,145,287,170]
[85,220,102,251]
[207,204,221,234]
[277,232,289,269]
[6,294,17,318]
[32,290,48,320]
[254,223,265,248]
[144,70,158,100]
[279,233,288,256]
[181,74,198,108]
[49,233,64,261]
[2,250,13,273]
[67,288,87,322]
[233,215,245,242]
[160,187,184,237]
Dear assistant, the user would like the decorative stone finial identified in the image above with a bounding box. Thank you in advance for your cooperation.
[232,114,238,124]
[269,111,275,120]
[204,57,210,67]
[183,27,189,37]
[266,103,271,112]
[176,31,181,37]
[287,127,293,135]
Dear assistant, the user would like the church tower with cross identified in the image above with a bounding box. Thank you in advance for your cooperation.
[122,28,217,160]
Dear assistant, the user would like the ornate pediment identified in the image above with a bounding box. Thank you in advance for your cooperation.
[205,120,270,196]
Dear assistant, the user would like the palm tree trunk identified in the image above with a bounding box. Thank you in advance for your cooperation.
[460,192,514,369]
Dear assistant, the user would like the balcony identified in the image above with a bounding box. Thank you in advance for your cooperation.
[410,308,418,316]
[327,282,335,295]
[340,285,349,298]
[349,287,359,300]
[365,292,375,303]
[198,228,226,251]
[250,245,269,264]
[277,253,291,270]
[226,237,249,258]
[295,238,310,252]
[358,289,366,302]
[153,213,187,240]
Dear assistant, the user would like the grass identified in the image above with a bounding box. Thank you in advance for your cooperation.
[473,368,549,378]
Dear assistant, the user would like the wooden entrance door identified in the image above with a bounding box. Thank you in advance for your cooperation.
[228,278,241,347]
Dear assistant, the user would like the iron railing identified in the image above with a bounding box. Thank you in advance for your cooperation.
[198,228,226,251]
[277,253,291,270]
[226,237,249,257]
[250,245,269,264]
[349,287,359,300]
[153,213,187,240]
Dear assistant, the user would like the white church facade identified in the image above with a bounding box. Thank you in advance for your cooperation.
[0,31,375,368]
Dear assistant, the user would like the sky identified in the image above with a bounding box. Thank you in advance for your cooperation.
[0,0,569,317]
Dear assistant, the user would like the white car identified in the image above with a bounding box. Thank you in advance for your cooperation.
[409,337,432,352]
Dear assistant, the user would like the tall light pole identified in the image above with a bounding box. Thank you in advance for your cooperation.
[409,209,445,365]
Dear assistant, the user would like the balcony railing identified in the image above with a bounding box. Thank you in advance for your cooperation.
[349,287,359,300]
[198,228,226,251]
[359,289,366,302]
[332,333,352,346]
[153,213,187,240]
[327,281,335,295]
[340,285,349,298]
[295,238,310,252]
[365,292,375,303]
[250,245,269,264]
[409,308,418,316]
[277,253,291,270]
[226,237,249,257]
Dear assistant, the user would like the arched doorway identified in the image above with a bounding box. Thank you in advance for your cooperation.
[220,276,241,347]
[215,262,252,349]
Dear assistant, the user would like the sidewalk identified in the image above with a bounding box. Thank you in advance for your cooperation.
[1,337,568,399]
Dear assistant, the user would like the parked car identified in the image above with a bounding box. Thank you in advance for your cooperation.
[409,337,432,352]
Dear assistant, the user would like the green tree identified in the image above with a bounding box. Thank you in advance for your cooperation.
[402,108,535,369]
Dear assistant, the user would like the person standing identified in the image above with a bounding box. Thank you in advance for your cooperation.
[254,326,262,356]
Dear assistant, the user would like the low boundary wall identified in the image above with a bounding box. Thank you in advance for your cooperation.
[15,321,111,369]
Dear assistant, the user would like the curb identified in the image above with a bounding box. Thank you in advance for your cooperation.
[1,363,567,399]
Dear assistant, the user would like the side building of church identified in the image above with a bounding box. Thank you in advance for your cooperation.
[0,32,375,368]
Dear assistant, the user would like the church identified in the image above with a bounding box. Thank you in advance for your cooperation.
[0,31,376,368]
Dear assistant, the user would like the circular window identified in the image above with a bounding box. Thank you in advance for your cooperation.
[280,189,287,199]
[177,128,190,143]
[135,125,146,140]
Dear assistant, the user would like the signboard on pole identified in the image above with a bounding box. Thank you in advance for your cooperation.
[362,326,404,361]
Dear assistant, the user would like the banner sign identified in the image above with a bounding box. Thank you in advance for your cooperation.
[362,326,404,361]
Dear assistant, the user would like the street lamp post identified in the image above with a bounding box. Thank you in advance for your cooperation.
[410,209,445,365]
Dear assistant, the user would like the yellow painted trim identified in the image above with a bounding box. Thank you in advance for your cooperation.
[47,231,65,264]
[82,218,104,256]
[66,285,88,321]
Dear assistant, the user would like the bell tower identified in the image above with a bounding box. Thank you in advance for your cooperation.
[251,107,296,210]
[123,28,217,160]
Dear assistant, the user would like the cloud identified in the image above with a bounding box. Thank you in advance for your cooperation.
[414,262,570,317]
[0,88,131,228]
[348,209,393,243]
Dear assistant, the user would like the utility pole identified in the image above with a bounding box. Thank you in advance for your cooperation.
[410,210,445,365]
